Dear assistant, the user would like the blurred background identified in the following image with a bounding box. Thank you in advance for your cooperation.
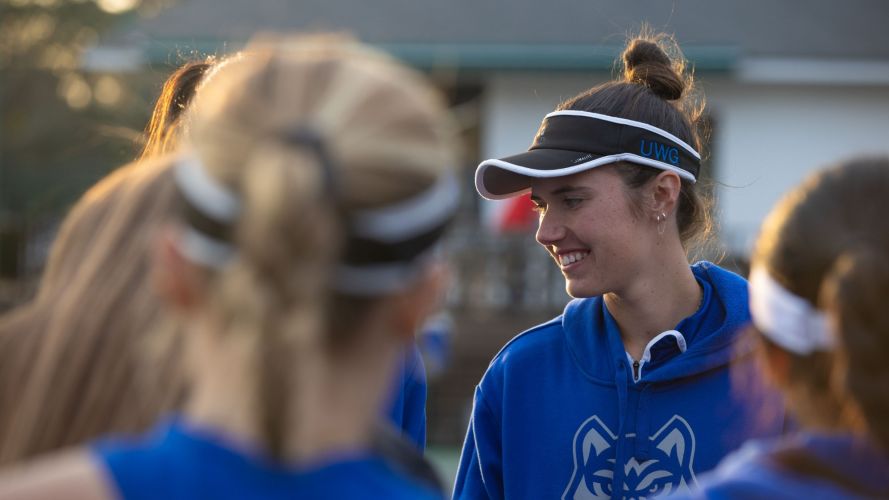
[2,0,889,484]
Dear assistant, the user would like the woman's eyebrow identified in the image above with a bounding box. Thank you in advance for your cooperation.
[531,185,590,201]
[531,185,592,198]
[551,185,592,196]
[531,185,593,203]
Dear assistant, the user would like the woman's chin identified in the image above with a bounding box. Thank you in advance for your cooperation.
[564,280,600,299]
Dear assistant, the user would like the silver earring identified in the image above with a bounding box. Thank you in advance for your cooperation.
[657,212,667,235]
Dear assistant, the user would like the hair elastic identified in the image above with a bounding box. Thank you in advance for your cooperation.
[748,267,833,355]
[282,125,338,197]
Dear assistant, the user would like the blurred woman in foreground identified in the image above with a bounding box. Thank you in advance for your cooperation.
[0,34,458,499]
[138,53,432,450]
[0,55,227,465]
[669,156,889,498]
[0,159,186,464]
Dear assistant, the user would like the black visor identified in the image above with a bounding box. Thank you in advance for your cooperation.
[475,111,701,199]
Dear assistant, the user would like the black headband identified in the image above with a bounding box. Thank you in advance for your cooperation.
[173,126,337,266]
[174,151,460,295]
[334,173,460,295]
[475,111,701,200]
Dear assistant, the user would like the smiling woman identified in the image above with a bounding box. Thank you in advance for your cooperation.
[454,32,784,500]
[530,167,655,300]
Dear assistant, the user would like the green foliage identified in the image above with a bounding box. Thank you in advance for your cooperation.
[1,0,177,209]
[0,0,173,279]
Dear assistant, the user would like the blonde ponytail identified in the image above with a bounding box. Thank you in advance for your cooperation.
[210,139,338,458]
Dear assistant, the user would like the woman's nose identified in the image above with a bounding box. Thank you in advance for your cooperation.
[535,212,565,247]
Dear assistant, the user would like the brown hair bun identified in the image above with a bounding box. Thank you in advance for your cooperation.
[622,38,685,101]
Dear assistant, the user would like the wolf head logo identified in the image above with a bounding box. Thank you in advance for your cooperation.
[562,415,696,500]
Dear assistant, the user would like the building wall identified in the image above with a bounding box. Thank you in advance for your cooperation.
[480,73,889,256]
[481,72,602,159]
[707,82,889,253]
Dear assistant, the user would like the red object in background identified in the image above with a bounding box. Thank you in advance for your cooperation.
[495,193,537,233]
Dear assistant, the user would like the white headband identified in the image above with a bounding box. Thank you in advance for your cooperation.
[174,155,241,222]
[748,267,833,355]
[174,155,457,295]
[349,174,460,244]
[176,226,236,268]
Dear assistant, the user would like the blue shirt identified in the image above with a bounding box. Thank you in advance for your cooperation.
[388,343,428,450]
[667,432,889,499]
[93,418,442,500]
[454,262,785,499]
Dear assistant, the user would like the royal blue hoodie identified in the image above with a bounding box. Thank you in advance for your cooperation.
[667,432,889,499]
[388,343,428,450]
[454,262,784,499]
[93,417,442,500]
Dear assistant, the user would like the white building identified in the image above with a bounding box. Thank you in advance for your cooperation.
[99,0,889,257]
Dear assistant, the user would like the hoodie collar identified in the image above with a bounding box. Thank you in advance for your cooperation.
[562,262,751,385]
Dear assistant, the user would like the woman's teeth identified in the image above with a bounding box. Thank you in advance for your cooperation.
[559,251,589,266]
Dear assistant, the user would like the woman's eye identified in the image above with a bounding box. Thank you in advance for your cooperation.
[563,198,583,209]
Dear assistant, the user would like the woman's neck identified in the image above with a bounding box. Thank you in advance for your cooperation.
[291,341,401,460]
[184,316,401,464]
[184,318,262,445]
[604,252,702,361]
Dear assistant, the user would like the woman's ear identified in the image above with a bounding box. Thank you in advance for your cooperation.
[153,227,206,313]
[648,170,682,218]
[389,261,449,343]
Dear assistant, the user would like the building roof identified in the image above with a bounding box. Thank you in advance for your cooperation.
[104,0,889,70]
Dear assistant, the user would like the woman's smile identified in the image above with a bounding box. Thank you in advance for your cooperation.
[531,167,651,297]
[555,249,590,270]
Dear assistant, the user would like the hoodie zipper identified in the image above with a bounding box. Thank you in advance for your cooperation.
[626,330,687,384]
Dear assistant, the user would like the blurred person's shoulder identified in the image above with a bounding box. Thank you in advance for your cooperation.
[666,436,876,500]
[0,449,112,500]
